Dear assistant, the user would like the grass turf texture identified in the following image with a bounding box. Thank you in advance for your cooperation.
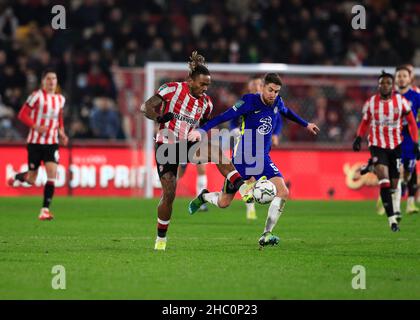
[0,197,419,300]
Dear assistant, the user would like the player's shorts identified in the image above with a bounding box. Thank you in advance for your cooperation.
[369,145,402,179]
[27,143,59,171]
[155,141,201,178]
[401,133,417,173]
[221,154,282,194]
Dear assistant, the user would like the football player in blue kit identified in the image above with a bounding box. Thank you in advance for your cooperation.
[187,73,319,247]
[395,66,420,215]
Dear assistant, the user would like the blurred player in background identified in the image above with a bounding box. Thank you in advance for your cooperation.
[353,71,419,232]
[8,69,68,220]
[395,66,420,215]
[229,75,283,220]
[140,52,253,251]
[401,64,420,93]
[188,73,319,247]
[364,66,420,216]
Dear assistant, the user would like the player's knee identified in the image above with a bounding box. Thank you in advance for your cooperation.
[218,198,231,208]
[162,190,176,203]
[277,187,289,199]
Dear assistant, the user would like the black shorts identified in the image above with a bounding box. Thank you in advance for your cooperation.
[369,145,402,180]
[155,141,201,178]
[27,144,59,171]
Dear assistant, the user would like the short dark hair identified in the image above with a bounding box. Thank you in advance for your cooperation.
[249,74,261,81]
[378,70,394,82]
[188,51,210,79]
[41,68,57,79]
[395,65,412,75]
[263,73,282,86]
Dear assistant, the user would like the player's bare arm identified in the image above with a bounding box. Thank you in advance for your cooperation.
[140,95,174,123]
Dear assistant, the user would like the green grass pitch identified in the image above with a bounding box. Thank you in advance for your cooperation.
[0,197,419,300]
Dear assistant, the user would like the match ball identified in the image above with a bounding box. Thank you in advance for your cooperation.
[253,180,277,204]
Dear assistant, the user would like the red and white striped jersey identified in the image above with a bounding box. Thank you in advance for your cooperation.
[26,89,65,145]
[412,85,420,93]
[155,82,213,143]
[362,94,411,149]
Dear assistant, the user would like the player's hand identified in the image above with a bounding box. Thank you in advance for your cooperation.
[59,133,69,147]
[353,136,362,152]
[156,112,174,124]
[188,130,202,142]
[34,125,48,134]
[306,123,320,135]
[272,135,280,147]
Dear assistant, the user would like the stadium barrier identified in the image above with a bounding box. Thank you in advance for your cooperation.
[1,142,383,200]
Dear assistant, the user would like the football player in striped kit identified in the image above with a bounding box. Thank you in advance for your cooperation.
[8,69,68,221]
[353,71,419,232]
[140,52,252,250]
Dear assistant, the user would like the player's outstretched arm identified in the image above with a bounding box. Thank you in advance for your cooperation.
[279,104,319,135]
[188,100,252,142]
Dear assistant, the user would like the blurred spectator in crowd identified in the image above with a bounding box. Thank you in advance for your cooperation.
[0,97,21,140]
[89,97,124,140]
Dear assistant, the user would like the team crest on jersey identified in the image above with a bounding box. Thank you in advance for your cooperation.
[257,117,273,135]
[274,106,278,114]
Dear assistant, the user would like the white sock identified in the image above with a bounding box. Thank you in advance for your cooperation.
[388,215,398,226]
[264,197,286,233]
[203,192,220,207]
[407,196,415,206]
[246,202,255,212]
[196,174,208,196]
[391,180,401,214]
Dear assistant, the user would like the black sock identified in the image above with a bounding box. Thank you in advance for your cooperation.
[408,171,417,197]
[380,185,394,217]
[233,178,244,191]
[15,172,28,183]
[43,181,55,208]
[227,171,244,191]
[157,219,169,238]
[401,181,407,197]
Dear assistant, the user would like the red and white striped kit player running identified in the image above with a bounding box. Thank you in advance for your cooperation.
[353,71,419,232]
[140,51,252,251]
[8,69,68,221]
[156,81,213,143]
